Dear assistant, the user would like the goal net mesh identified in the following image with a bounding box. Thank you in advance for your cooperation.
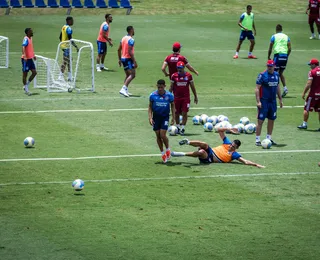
[0,36,9,69]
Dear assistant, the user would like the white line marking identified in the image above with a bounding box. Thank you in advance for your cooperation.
[0,150,319,162]
[0,172,318,186]
[0,109,107,114]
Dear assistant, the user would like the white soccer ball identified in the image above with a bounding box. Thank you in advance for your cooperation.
[168,125,178,136]
[24,137,35,148]
[261,139,272,149]
[251,123,257,132]
[233,123,245,133]
[240,117,250,125]
[207,116,219,126]
[192,115,201,125]
[214,122,223,132]
[244,123,255,134]
[204,122,214,132]
[218,115,229,122]
[200,114,208,124]
[72,179,84,191]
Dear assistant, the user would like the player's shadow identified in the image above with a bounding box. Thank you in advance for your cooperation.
[102,69,116,72]
[240,57,258,60]
[24,147,35,149]
[30,93,40,96]
[128,94,142,98]
[305,129,320,132]
[73,193,85,196]
[273,144,287,148]
[282,96,296,99]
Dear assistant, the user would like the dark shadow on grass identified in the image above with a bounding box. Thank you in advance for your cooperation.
[154,161,206,167]
[102,69,116,72]
[128,95,142,98]
[73,193,85,196]
[273,144,287,148]
[305,129,320,132]
[282,96,296,99]
[24,147,35,149]
[30,93,40,96]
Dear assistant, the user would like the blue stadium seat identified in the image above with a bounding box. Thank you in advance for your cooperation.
[60,0,71,7]
[84,0,95,8]
[108,0,119,8]
[35,0,46,7]
[23,0,34,7]
[72,0,83,8]
[96,0,107,8]
[10,0,22,8]
[0,0,9,8]
[120,0,131,8]
[48,0,59,7]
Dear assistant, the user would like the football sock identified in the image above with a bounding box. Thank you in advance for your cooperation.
[248,52,252,56]
[256,136,260,142]
[303,121,307,126]
[101,64,104,68]
[26,81,30,86]
[181,125,185,130]
[68,72,72,78]
[161,151,165,155]
[235,52,239,55]
[166,148,170,152]
[283,86,288,91]
[266,134,271,140]
[172,152,186,157]
[96,64,100,68]
[24,85,29,92]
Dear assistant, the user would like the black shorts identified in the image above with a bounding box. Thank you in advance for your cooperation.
[273,54,288,71]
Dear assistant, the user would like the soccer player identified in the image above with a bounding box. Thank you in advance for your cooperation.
[171,128,265,168]
[169,61,198,135]
[297,58,320,130]
[268,24,292,98]
[96,14,113,72]
[21,28,37,96]
[233,5,257,59]
[255,60,283,146]
[162,42,199,79]
[306,0,320,39]
[148,79,175,163]
[118,26,137,97]
[59,16,78,81]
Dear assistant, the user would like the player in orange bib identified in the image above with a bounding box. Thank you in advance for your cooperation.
[171,127,265,168]
[21,28,37,96]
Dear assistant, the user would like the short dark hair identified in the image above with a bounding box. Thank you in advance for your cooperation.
[276,24,282,31]
[234,140,241,148]
[127,26,133,33]
[105,14,112,19]
[157,79,166,85]
[25,28,31,35]
[66,16,73,22]
[172,47,180,53]
[247,5,252,9]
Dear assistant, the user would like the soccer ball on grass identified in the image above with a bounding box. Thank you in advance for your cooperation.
[72,179,84,191]
[261,139,272,149]
[168,125,178,136]
[24,137,35,148]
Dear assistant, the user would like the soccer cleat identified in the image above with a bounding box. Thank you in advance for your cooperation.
[126,90,132,96]
[297,124,307,130]
[248,55,257,59]
[233,55,239,59]
[161,154,167,163]
[96,67,101,72]
[255,141,261,146]
[309,36,316,40]
[166,150,171,160]
[58,75,64,81]
[270,140,277,146]
[119,88,129,97]
[101,67,109,71]
[281,89,288,98]
[180,128,185,136]
[179,138,189,145]
[24,87,32,96]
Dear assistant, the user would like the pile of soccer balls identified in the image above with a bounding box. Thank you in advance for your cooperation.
[192,114,257,134]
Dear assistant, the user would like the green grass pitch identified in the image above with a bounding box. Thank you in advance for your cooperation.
[0,1,319,259]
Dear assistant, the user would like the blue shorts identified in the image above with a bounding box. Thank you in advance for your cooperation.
[21,58,35,72]
[153,116,169,131]
[97,41,107,55]
[199,146,214,164]
[121,58,135,70]
[62,49,70,58]
[239,30,254,41]
[257,101,277,121]
[273,54,288,71]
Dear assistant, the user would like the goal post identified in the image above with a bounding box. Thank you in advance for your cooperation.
[0,36,9,69]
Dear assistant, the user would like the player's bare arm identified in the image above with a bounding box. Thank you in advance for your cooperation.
[267,42,273,60]
[255,84,262,108]
[190,81,198,104]
[128,46,137,68]
[170,102,175,125]
[59,32,62,41]
[237,157,265,168]
[169,81,174,93]
[287,42,291,57]
[302,79,312,100]
[277,84,283,107]
[186,63,199,76]
[253,21,256,36]
[238,18,246,30]
[22,46,27,61]
[161,62,169,77]
[148,101,154,126]
[117,43,122,67]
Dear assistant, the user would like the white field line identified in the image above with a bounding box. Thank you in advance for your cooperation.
[0,171,319,187]
[0,150,319,163]
[0,105,304,114]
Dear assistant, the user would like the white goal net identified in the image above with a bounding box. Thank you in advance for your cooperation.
[0,36,9,68]
[34,39,95,93]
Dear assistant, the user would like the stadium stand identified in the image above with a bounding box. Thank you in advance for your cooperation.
[1,0,133,14]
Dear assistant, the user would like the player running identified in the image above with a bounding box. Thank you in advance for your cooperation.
[21,28,37,96]
[162,42,198,79]
[96,14,113,72]
[268,24,292,98]
[233,5,257,59]
[171,128,265,168]
[297,58,320,130]
[306,0,320,39]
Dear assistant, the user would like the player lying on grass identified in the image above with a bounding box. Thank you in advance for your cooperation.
[171,127,265,168]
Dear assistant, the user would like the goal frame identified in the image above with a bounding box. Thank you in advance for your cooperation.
[0,36,9,69]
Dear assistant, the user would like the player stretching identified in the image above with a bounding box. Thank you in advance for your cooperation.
[171,128,265,168]
[118,26,137,97]
[148,79,175,163]
[255,60,283,146]
[297,59,320,130]
[21,28,37,96]
[59,16,78,81]
[268,24,292,98]
[162,42,198,79]
[233,5,257,59]
[96,14,113,72]
[170,61,198,135]
[306,0,320,39]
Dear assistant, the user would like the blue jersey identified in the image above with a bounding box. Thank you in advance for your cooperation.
[256,70,279,102]
[149,90,174,117]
